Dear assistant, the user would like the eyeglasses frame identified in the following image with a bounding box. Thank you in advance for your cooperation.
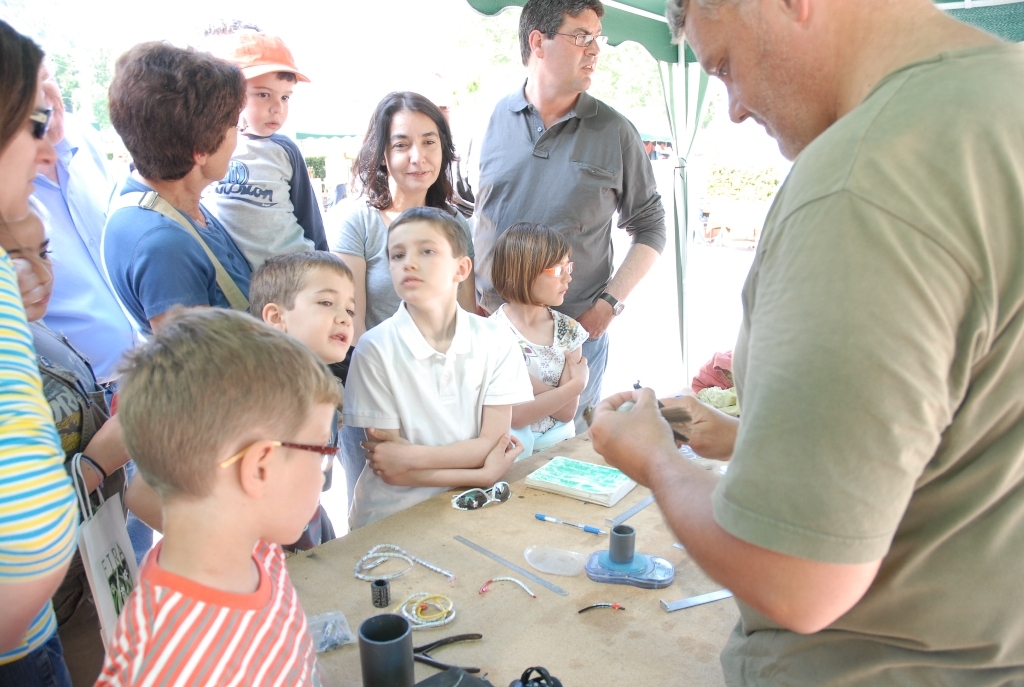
[550,32,608,49]
[219,440,338,473]
[541,261,574,277]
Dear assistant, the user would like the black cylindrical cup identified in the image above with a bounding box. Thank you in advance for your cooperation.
[610,524,636,564]
[371,578,390,608]
[358,613,414,687]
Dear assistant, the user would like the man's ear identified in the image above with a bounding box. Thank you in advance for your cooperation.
[237,441,277,499]
[777,0,811,24]
[454,255,473,284]
[529,29,547,60]
[262,302,288,331]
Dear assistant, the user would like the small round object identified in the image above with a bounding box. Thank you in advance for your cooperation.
[371,578,390,608]
[617,401,636,413]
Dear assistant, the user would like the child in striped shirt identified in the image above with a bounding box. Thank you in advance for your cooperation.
[95,309,339,687]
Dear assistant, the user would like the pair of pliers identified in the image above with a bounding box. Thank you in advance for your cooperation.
[413,633,483,674]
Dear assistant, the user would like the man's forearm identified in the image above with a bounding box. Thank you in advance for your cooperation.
[646,448,881,634]
[604,243,660,302]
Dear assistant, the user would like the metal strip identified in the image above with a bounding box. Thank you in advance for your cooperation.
[937,0,1022,9]
[603,0,671,23]
[454,535,569,597]
[606,494,656,527]
[661,589,733,612]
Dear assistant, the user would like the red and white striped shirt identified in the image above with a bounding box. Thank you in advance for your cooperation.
[96,540,320,687]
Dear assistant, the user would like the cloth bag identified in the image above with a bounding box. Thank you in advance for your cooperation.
[70,454,139,648]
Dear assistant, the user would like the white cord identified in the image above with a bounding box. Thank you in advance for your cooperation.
[479,576,536,598]
[354,544,456,583]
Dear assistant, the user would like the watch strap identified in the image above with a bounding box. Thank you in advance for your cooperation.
[597,292,623,314]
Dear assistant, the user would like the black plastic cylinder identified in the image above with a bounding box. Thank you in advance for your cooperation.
[610,524,636,564]
[371,578,390,608]
[358,613,414,687]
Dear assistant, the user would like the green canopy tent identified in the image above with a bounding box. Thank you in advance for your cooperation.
[466,0,1024,374]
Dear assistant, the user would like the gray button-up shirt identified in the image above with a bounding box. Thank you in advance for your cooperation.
[474,84,667,319]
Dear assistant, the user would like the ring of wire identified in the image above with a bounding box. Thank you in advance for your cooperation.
[354,544,456,583]
[397,593,456,629]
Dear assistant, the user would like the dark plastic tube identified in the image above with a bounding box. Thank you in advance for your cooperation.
[609,525,636,564]
[359,613,415,687]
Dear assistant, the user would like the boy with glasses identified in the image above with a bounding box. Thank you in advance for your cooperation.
[343,207,533,528]
[96,308,338,686]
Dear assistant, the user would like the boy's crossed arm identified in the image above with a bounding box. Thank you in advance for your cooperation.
[362,404,523,487]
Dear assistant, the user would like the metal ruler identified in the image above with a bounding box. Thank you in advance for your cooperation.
[660,589,733,613]
[453,535,569,597]
[606,494,656,527]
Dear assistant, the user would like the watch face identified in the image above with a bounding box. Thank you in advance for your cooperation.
[612,302,625,316]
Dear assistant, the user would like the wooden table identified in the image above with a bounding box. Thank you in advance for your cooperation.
[288,434,738,686]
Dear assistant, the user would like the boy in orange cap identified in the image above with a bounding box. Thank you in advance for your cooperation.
[207,30,328,269]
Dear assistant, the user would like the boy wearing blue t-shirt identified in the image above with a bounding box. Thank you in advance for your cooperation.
[206,30,328,269]
[343,207,533,528]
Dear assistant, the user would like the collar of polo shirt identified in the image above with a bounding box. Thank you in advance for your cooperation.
[393,302,473,360]
[509,79,599,119]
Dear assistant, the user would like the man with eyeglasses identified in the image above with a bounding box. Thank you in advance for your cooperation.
[32,63,138,386]
[474,0,667,434]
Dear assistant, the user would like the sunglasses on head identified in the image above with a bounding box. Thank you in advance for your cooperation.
[451,482,511,510]
[29,108,52,140]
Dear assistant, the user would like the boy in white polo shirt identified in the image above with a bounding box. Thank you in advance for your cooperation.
[343,206,532,528]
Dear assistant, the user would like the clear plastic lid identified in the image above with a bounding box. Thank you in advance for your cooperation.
[523,545,588,576]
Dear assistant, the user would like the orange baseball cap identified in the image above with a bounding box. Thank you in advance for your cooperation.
[220,30,310,83]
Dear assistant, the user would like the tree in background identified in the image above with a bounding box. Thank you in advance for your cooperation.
[50,53,81,113]
[91,49,113,131]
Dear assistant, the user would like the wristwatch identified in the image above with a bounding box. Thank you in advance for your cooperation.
[597,292,625,316]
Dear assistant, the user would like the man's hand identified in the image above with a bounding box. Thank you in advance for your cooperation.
[590,388,677,487]
[575,298,615,340]
[481,433,523,482]
[659,394,739,460]
[13,258,50,312]
[363,428,419,483]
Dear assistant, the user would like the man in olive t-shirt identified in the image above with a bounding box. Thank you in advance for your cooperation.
[589,1,1024,685]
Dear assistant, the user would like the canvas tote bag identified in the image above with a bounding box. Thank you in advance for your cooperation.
[70,454,139,648]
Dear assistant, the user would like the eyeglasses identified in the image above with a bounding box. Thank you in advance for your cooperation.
[29,108,52,140]
[541,262,573,277]
[552,33,608,49]
[451,482,511,510]
[219,440,339,472]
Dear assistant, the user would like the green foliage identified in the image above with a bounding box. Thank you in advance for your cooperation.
[50,54,81,113]
[706,166,783,202]
[700,88,719,129]
[305,156,327,179]
[90,50,114,130]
